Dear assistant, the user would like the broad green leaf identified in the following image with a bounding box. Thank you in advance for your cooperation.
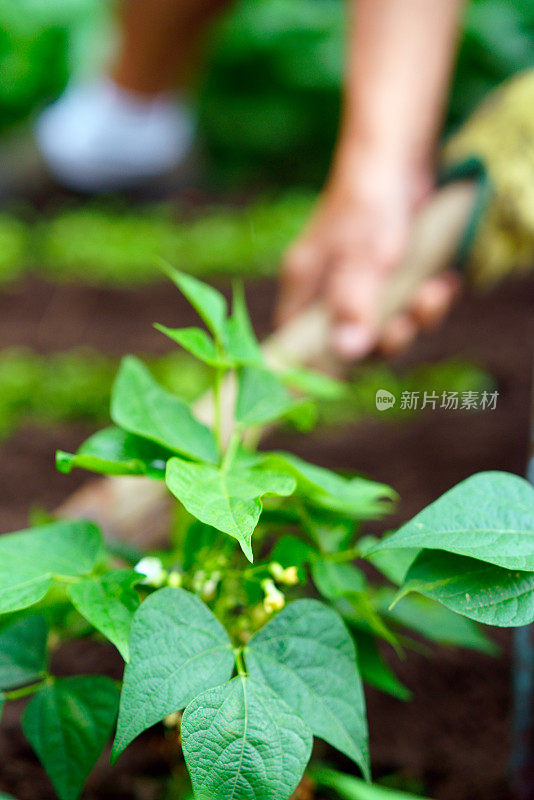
[224,282,263,365]
[23,676,119,800]
[111,356,217,463]
[181,676,312,800]
[154,325,230,368]
[67,570,141,661]
[245,599,369,779]
[0,616,48,690]
[310,765,430,800]
[0,792,15,799]
[312,559,366,600]
[376,587,496,653]
[166,457,296,561]
[354,632,411,701]
[236,366,299,427]
[359,535,418,586]
[261,452,397,518]
[396,550,534,628]
[369,472,534,570]
[282,367,347,400]
[56,426,172,478]
[164,266,227,341]
[112,587,234,759]
[0,520,103,614]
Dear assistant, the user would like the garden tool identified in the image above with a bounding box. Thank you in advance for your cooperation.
[56,67,534,544]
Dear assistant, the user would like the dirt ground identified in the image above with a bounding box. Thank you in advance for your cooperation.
[0,270,532,800]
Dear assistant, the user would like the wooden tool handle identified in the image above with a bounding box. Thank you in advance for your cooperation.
[56,179,477,544]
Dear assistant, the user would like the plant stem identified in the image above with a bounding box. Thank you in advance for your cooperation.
[221,429,241,472]
[213,366,224,456]
[226,563,270,580]
[4,676,50,701]
[328,546,361,563]
[242,425,262,452]
[54,574,83,584]
[294,498,322,548]
[234,648,247,677]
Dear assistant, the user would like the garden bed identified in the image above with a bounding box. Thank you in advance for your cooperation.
[0,270,532,800]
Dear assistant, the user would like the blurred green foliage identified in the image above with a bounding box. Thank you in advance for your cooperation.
[198,0,346,184]
[39,193,312,285]
[0,348,211,441]
[1,0,533,183]
[449,0,534,130]
[0,0,109,133]
[0,215,28,282]
[0,346,492,443]
[0,193,314,287]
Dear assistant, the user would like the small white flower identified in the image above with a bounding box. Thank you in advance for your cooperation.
[134,557,167,587]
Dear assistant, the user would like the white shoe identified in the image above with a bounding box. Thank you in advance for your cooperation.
[35,79,194,193]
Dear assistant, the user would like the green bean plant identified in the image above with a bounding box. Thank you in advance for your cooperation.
[0,268,533,800]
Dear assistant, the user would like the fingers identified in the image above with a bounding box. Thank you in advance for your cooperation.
[410,272,460,326]
[275,241,323,327]
[328,260,386,360]
[379,313,418,355]
[329,268,460,361]
[378,272,460,355]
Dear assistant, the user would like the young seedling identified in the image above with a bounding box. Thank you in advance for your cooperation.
[0,269,533,800]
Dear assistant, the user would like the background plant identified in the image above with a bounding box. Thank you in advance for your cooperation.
[0,270,532,800]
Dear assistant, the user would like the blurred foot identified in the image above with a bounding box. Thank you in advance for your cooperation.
[35,79,194,193]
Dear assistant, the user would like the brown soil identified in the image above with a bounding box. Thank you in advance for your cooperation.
[0,272,533,800]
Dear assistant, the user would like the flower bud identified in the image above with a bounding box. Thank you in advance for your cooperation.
[269,562,285,581]
[269,562,299,586]
[163,711,181,728]
[281,566,299,585]
[261,578,285,614]
[167,570,182,588]
[202,578,218,601]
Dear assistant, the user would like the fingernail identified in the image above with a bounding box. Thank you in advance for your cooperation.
[332,324,373,359]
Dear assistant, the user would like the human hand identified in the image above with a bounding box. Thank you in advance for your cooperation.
[276,151,460,361]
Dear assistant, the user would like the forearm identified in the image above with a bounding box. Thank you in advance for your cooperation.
[334,0,463,178]
[279,0,464,355]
